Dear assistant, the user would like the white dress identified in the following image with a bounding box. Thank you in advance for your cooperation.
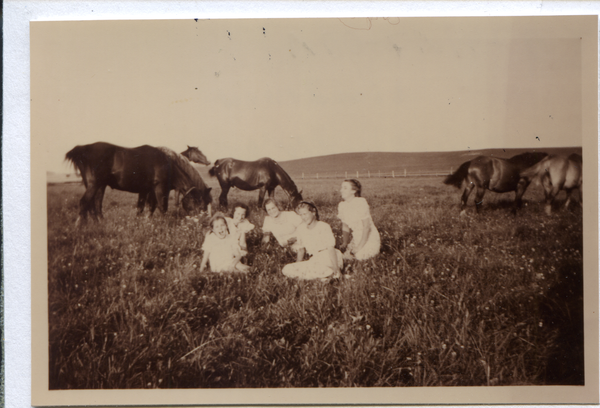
[262,211,303,250]
[282,221,343,280]
[201,232,242,272]
[338,197,380,260]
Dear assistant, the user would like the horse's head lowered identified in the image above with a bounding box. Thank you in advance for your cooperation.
[181,146,210,166]
[182,186,213,215]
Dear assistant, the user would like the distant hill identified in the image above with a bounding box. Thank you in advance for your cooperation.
[277,147,582,177]
[47,147,582,183]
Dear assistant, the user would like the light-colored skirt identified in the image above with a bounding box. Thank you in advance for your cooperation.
[351,226,381,261]
[282,249,343,280]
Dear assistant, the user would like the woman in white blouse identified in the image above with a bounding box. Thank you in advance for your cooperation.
[281,201,343,281]
[261,198,303,252]
[338,179,380,261]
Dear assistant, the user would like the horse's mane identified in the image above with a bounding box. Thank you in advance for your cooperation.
[157,146,207,191]
[270,159,299,195]
[508,152,548,167]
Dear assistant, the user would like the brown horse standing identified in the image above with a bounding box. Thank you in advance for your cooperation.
[519,154,582,215]
[65,142,212,225]
[209,157,303,208]
[181,146,211,166]
[444,152,548,214]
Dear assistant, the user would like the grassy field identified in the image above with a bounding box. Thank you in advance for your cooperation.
[47,176,584,388]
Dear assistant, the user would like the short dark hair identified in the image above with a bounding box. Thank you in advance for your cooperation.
[344,179,362,197]
[232,202,250,217]
[296,200,319,221]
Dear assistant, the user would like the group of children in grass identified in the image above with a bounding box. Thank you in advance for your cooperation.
[199,179,381,281]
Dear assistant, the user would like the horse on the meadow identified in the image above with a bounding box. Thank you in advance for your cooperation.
[65,142,212,225]
[181,145,211,166]
[519,153,582,215]
[444,152,548,214]
[172,145,211,206]
[208,157,303,208]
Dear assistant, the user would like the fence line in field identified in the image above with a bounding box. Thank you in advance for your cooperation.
[297,168,454,180]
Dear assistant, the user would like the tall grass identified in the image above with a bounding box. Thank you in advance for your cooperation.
[47,178,584,388]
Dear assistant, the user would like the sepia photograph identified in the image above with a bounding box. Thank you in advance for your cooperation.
[29,15,597,405]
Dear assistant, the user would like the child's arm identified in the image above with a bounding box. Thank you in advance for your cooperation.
[328,247,339,271]
[296,247,306,263]
[199,251,210,272]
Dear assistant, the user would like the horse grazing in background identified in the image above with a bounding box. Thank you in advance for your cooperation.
[65,142,212,225]
[519,154,582,215]
[172,145,211,206]
[444,152,548,214]
[208,157,303,208]
[181,145,211,166]
[156,146,212,215]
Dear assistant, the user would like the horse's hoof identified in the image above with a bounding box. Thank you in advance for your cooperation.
[459,210,468,217]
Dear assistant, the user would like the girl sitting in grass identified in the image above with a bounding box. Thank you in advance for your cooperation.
[261,198,303,252]
[200,213,250,273]
[225,202,255,255]
[338,179,381,261]
[282,201,343,281]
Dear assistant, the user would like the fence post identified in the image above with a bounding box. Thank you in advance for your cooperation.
[302,172,304,180]
[404,169,407,177]
[392,171,395,178]
[345,171,347,179]
[379,170,381,178]
[356,171,359,178]
[317,173,319,179]
[368,171,370,178]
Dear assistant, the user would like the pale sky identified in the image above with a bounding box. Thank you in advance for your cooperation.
[32,17,590,173]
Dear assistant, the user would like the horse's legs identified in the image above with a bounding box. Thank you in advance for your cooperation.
[137,193,148,215]
[174,190,180,207]
[219,184,230,208]
[563,187,582,211]
[77,183,101,225]
[154,184,169,214]
[147,191,159,215]
[258,187,270,208]
[93,185,107,220]
[474,187,486,213]
[460,182,475,214]
[513,179,530,214]
[541,175,559,215]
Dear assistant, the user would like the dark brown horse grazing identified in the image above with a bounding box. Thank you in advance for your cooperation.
[65,142,212,225]
[172,146,211,207]
[208,157,303,208]
[519,153,582,215]
[444,152,548,214]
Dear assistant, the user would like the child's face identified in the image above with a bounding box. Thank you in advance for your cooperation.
[233,207,247,224]
[297,206,316,225]
[212,218,228,239]
[265,202,280,218]
[340,181,356,200]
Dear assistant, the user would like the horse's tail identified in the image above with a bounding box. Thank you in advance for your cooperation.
[443,160,471,189]
[65,145,88,186]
